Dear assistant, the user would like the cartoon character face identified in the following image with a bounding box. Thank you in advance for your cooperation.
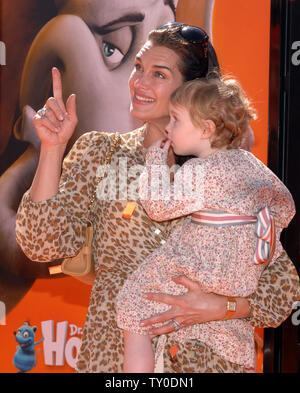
[14,322,37,348]
[19,0,177,150]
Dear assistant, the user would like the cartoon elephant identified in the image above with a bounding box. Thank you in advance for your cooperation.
[0,0,215,312]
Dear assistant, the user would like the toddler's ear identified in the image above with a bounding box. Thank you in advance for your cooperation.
[203,119,216,138]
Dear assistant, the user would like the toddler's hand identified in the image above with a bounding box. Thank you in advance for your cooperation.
[148,137,171,151]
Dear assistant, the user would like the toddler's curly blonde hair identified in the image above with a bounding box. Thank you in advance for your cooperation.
[170,75,257,149]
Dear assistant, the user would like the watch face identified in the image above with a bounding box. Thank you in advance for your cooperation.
[228,301,236,312]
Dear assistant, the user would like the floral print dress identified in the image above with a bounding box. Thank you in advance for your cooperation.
[116,146,296,369]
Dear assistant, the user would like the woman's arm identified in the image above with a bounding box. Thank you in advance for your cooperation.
[246,249,300,327]
[140,250,300,334]
[15,130,109,262]
[30,143,66,202]
[15,68,110,262]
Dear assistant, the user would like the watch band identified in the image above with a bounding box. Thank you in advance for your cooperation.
[223,296,237,320]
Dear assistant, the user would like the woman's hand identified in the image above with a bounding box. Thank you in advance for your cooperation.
[33,67,78,149]
[139,275,250,335]
[29,67,78,202]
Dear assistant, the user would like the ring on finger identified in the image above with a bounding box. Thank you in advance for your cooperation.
[37,107,47,118]
[170,318,180,331]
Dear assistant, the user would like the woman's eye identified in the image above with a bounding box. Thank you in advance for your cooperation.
[155,72,165,79]
[134,63,142,72]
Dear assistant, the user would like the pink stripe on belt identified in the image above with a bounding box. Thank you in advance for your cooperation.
[191,207,275,266]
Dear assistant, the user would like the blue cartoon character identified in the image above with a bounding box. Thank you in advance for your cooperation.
[13,321,44,373]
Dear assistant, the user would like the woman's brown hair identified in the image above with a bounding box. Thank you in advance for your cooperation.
[148,24,220,82]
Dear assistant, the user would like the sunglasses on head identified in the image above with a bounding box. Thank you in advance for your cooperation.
[158,22,209,46]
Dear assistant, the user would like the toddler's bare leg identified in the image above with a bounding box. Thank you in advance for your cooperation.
[123,330,154,373]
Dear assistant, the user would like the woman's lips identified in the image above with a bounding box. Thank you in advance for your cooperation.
[133,92,155,105]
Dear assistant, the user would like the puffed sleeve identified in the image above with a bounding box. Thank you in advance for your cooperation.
[247,249,300,327]
[15,131,110,262]
[139,147,205,221]
[269,175,295,231]
[251,153,296,229]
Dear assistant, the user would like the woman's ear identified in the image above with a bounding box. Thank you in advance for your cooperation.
[202,119,216,139]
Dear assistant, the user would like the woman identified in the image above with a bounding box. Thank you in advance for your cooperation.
[16,24,300,372]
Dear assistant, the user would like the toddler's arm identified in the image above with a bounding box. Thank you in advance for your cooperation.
[139,147,205,221]
[270,178,295,230]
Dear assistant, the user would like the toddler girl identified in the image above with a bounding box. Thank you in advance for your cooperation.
[116,77,295,372]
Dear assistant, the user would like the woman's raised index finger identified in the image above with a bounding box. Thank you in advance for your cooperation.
[52,67,66,110]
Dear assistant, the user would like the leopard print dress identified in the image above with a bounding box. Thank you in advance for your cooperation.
[16,127,300,373]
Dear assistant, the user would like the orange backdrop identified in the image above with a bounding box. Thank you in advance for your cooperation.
[0,0,270,373]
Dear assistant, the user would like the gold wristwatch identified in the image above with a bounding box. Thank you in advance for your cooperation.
[223,297,237,320]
